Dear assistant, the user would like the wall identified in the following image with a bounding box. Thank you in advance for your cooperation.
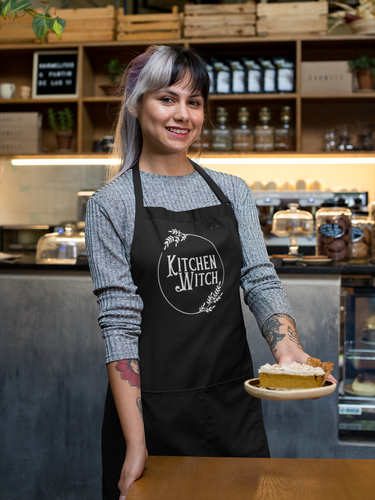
[0,158,106,225]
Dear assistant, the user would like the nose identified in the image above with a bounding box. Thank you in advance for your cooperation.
[174,102,190,122]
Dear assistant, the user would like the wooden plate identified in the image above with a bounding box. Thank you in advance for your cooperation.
[244,378,337,401]
[344,384,375,397]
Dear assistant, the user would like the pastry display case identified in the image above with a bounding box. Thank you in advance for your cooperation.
[339,277,375,442]
[271,203,313,255]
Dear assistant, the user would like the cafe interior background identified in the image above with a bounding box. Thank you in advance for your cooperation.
[1,0,375,498]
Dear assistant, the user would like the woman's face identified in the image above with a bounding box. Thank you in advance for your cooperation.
[136,73,205,156]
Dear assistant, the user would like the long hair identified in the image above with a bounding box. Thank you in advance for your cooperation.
[108,44,211,180]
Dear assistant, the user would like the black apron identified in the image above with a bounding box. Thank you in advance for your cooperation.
[102,161,269,499]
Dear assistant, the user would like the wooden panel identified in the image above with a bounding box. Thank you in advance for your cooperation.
[257,16,327,35]
[49,5,115,20]
[0,18,37,43]
[118,21,179,32]
[184,25,256,38]
[117,31,180,41]
[117,11,179,23]
[63,19,115,32]
[185,2,256,15]
[184,14,256,27]
[257,1,328,17]
[47,31,115,42]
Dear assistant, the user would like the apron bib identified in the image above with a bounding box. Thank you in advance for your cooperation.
[102,161,269,499]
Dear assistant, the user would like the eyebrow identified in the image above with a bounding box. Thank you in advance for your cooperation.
[156,89,203,98]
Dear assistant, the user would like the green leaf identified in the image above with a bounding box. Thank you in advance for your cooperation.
[12,0,32,12]
[51,17,65,39]
[32,14,49,41]
[1,0,13,17]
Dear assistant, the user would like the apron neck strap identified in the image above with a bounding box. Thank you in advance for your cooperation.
[188,159,230,205]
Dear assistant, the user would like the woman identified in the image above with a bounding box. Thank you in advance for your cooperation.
[86,44,312,500]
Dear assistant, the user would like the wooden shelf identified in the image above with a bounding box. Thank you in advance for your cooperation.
[1,35,375,156]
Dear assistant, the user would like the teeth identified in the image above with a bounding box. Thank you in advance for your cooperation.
[167,128,188,134]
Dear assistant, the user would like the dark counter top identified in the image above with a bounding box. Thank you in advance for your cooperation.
[2,253,375,276]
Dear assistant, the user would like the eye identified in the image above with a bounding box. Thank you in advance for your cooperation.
[160,96,174,104]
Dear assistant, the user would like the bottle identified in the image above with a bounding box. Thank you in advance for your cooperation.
[254,107,274,152]
[275,106,295,151]
[232,107,253,152]
[211,107,232,152]
[315,201,352,262]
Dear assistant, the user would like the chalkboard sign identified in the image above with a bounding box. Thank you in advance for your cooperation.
[32,51,78,99]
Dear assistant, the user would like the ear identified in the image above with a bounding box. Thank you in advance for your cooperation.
[128,105,138,119]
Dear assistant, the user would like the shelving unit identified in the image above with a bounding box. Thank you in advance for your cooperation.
[1,35,375,156]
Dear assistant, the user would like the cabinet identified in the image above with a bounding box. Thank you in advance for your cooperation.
[1,35,375,156]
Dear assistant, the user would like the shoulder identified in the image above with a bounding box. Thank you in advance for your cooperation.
[198,166,251,204]
[88,168,134,211]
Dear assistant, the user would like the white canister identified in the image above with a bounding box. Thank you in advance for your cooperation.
[0,83,16,99]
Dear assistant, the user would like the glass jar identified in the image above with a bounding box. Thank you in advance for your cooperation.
[351,211,374,263]
[323,129,336,152]
[211,107,232,152]
[274,106,295,151]
[272,203,314,255]
[189,125,211,152]
[315,202,352,262]
[232,107,253,152]
[254,107,274,152]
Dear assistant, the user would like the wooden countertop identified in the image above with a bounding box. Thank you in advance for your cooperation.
[127,456,375,500]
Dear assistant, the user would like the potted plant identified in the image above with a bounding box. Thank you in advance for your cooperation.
[47,107,74,151]
[348,56,375,91]
[100,59,127,96]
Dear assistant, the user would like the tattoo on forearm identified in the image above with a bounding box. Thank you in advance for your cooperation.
[136,397,143,418]
[288,326,302,350]
[115,359,141,389]
[262,315,286,354]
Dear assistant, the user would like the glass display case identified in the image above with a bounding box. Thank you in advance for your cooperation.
[339,277,375,442]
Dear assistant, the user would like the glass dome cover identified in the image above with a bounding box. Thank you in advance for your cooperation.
[272,203,313,255]
[36,224,86,265]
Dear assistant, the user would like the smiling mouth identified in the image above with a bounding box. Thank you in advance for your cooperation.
[166,127,190,134]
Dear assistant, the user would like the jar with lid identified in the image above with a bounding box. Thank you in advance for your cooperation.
[254,107,274,152]
[315,201,352,262]
[189,122,211,152]
[274,106,295,151]
[272,203,313,255]
[232,107,253,152]
[351,211,374,262]
[211,107,232,152]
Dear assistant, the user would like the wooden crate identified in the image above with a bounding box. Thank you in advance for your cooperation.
[257,0,328,37]
[116,6,182,41]
[0,15,38,43]
[184,2,256,38]
[47,5,115,43]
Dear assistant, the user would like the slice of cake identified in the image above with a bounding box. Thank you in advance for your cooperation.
[352,374,375,396]
[258,358,333,391]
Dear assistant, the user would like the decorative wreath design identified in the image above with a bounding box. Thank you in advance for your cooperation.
[163,229,188,250]
[199,282,223,313]
[162,229,224,314]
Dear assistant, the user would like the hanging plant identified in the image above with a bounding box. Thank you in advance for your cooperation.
[0,0,66,42]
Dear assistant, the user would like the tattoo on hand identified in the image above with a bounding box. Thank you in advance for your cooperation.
[288,326,302,350]
[115,359,141,389]
[136,397,143,418]
[262,315,286,354]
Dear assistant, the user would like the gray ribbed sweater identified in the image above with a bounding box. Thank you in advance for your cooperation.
[85,165,294,364]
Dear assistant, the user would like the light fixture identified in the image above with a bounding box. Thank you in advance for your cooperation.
[197,157,375,165]
[11,158,121,166]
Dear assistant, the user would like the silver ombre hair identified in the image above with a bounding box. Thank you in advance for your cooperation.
[107,45,210,180]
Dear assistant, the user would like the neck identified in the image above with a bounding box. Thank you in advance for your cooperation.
[138,149,194,176]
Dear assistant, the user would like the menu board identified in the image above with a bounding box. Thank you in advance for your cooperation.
[32,51,78,99]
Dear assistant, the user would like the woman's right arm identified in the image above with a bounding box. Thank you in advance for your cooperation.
[107,359,148,499]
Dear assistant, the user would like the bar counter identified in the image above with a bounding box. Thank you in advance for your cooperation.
[127,456,375,500]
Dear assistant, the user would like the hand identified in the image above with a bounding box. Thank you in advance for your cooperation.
[118,444,148,500]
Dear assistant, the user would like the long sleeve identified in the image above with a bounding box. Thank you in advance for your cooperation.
[85,197,143,363]
[234,182,295,330]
